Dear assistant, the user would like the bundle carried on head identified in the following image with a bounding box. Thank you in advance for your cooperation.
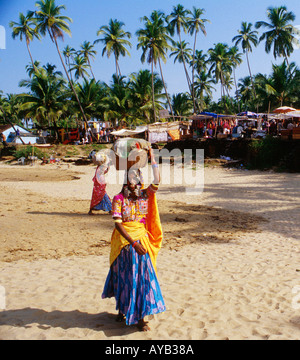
[92,150,109,167]
[113,138,151,171]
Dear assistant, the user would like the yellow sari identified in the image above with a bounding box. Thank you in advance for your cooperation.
[109,191,163,273]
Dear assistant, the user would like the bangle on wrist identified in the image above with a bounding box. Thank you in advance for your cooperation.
[132,241,138,248]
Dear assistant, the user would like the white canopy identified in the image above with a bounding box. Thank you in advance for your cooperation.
[110,127,147,137]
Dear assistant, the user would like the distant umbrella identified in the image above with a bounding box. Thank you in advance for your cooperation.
[274,106,297,113]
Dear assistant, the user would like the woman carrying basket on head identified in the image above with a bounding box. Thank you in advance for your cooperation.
[88,153,112,215]
[102,148,166,331]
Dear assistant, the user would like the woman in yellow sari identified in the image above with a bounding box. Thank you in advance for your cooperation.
[102,149,165,331]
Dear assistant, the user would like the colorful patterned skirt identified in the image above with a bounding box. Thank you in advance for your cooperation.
[90,182,112,212]
[102,242,166,326]
[93,193,112,212]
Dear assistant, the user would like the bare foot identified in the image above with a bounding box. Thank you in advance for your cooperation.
[116,313,126,323]
[88,210,94,216]
[137,319,150,332]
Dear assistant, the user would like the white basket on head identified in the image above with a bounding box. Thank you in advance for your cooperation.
[113,138,151,171]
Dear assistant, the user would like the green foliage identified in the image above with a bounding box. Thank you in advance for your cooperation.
[13,145,48,160]
[248,136,285,170]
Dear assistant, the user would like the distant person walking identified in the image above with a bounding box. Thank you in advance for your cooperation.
[89,155,112,215]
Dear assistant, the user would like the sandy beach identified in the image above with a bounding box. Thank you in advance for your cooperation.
[0,162,299,340]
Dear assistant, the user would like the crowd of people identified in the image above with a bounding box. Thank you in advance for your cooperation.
[80,124,116,144]
[192,117,300,139]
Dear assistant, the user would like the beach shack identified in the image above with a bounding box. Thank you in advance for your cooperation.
[147,121,192,143]
[0,124,39,145]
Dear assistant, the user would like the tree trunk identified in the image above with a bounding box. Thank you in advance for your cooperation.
[52,32,92,138]
[115,55,119,78]
[191,31,198,114]
[158,58,175,121]
[26,37,36,72]
[246,50,256,98]
[151,59,157,123]
[87,56,96,80]
[179,31,192,95]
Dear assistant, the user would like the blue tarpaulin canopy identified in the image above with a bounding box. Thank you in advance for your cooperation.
[199,112,234,119]
[237,111,258,118]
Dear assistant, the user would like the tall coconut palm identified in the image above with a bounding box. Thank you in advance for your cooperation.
[227,46,243,110]
[256,62,300,109]
[167,4,192,93]
[19,67,70,129]
[238,76,255,107]
[25,60,41,78]
[137,11,175,121]
[192,50,208,75]
[187,7,209,113]
[207,43,232,100]
[95,19,132,79]
[34,0,89,128]
[79,41,97,80]
[70,55,90,80]
[170,40,193,88]
[63,45,76,81]
[171,93,193,117]
[255,6,298,65]
[10,11,40,70]
[232,22,258,97]
[128,69,165,123]
[75,78,105,121]
[193,71,215,110]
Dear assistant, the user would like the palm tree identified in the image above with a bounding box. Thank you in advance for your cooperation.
[75,78,105,121]
[137,11,174,121]
[19,67,70,130]
[207,43,232,100]
[171,93,193,116]
[26,60,41,78]
[193,71,215,110]
[10,11,40,70]
[256,62,300,109]
[34,0,89,128]
[95,19,132,78]
[232,22,258,97]
[101,75,133,126]
[70,55,90,80]
[238,76,255,107]
[192,50,208,74]
[255,6,298,65]
[129,69,165,123]
[63,45,76,81]
[79,41,97,80]
[0,95,25,143]
[170,40,193,89]
[167,4,192,93]
[43,62,63,78]
[227,46,243,110]
[188,7,209,113]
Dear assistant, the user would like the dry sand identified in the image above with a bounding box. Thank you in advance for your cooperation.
[0,162,299,340]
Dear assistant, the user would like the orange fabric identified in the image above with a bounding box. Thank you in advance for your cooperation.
[168,129,180,141]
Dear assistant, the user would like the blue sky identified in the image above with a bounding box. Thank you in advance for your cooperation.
[0,0,299,101]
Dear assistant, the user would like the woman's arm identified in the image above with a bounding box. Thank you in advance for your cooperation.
[149,148,160,185]
[114,220,147,256]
